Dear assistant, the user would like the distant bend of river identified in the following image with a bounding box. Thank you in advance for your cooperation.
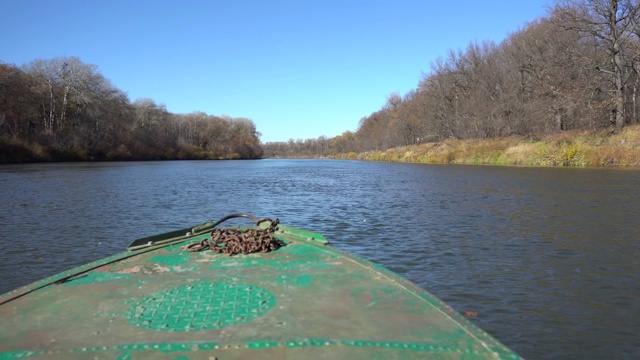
[1,159,639,359]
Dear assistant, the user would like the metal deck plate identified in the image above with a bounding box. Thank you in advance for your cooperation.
[126,282,275,332]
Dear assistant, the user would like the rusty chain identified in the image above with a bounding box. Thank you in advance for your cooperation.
[182,218,285,256]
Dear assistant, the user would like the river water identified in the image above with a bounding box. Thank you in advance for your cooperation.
[0,159,638,359]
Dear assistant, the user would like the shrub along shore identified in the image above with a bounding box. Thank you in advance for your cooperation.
[328,125,640,167]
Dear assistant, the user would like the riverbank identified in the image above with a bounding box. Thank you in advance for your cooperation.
[329,125,640,167]
[0,136,262,164]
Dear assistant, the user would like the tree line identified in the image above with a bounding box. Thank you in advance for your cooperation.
[264,0,640,158]
[0,57,262,163]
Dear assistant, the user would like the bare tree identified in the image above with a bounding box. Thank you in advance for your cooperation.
[22,57,100,134]
[556,0,640,132]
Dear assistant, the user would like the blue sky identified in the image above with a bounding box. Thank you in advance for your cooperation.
[1,0,550,143]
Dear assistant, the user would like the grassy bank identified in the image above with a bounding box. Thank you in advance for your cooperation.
[330,125,640,167]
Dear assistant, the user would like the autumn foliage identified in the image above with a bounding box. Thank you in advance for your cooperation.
[0,58,262,163]
[264,1,640,163]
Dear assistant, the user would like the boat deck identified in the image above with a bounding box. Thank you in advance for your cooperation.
[0,222,519,359]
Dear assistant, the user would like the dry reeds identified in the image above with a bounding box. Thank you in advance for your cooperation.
[329,125,640,167]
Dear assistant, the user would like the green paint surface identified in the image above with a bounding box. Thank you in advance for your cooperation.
[207,254,333,272]
[151,252,191,266]
[126,282,275,332]
[295,274,313,287]
[64,271,131,286]
[0,338,512,359]
[351,287,426,315]
[115,351,133,360]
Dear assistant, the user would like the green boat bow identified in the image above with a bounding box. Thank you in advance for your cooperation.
[0,214,520,359]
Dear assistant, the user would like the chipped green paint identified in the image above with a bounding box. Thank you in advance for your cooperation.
[151,252,191,266]
[169,264,200,273]
[0,338,517,359]
[207,252,334,272]
[0,350,45,360]
[64,270,131,286]
[351,287,427,314]
[294,273,313,287]
[115,351,132,360]
[245,340,282,349]
[126,282,275,332]
[282,242,339,258]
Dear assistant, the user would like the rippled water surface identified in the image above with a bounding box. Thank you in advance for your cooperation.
[1,159,639,359]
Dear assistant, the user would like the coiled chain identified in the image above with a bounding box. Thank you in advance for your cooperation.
[183,218,285,256]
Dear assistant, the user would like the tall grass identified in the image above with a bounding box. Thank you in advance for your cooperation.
[330,125,640,167]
